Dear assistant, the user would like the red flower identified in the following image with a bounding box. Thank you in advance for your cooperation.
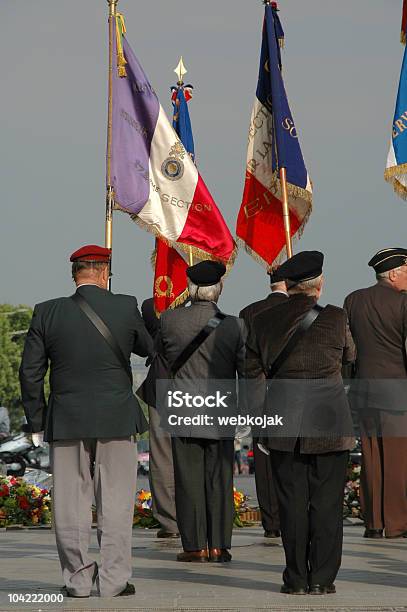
[18,496,30,511]
[0,484,9,497]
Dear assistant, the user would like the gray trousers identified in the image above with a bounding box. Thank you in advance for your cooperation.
[148,405,178,533]
[51,438,137,597]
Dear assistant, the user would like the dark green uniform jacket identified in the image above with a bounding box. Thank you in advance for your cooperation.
[19,285,154,442]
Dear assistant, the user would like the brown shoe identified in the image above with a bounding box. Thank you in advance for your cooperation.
[177,549,208,563]
[209,548,232,562]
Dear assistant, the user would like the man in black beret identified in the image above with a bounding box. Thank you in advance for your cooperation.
[155,260,246,563]
[246,251,355,595]
[239,268,288,539]
[344,248,407,539]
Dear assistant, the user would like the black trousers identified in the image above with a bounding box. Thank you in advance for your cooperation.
[172,437,234,551]
[271,445,348,589]
[253,438,280,531]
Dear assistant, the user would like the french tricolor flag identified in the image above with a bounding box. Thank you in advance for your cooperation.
[110,19,236,265]
[236,3,312,268]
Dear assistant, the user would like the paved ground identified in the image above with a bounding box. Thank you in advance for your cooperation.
[0,523,406,612]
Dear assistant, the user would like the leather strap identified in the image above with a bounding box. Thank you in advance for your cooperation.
[267,305,324,379]
[71,293,133,384]
[171,311,227,377]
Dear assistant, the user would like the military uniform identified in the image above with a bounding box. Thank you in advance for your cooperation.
[239,282,288,536]
[344,248,407,539]
[141,297,178,537]
[156,261,246,561]
[246,252,355,594]
[19,246,154,597]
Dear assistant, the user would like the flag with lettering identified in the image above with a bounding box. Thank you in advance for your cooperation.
[236,3,312,268]
[385,42,407,199]
[152,83,197,314]
[153,239,188,313]
[109,13,236,265]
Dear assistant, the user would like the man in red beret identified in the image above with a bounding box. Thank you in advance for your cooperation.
[19,245,154,598]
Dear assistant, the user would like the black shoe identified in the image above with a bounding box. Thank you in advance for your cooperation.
[60,586,89,598]
[309,584,336,595]
[157,529,180,539]
[114,582,136,597]
[264,529,281,538]
[280,584,308,595]
[363,528,383,539]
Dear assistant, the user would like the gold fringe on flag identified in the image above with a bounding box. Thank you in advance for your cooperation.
[112,200,238,273]
[115,13,127,78]
[236,174,313,271]
[150,247,190,317]
[401,31,406,45]
[384,163,407,200]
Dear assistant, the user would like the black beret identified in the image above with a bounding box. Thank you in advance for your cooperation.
[368,248,407,273]
[186,260,226,287]
[277,251,324,285]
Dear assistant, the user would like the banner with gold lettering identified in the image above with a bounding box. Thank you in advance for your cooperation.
[110,13,236,266]
[236,3,312,268]
[385,42,407,199]
[153,239,188,314]
[151,63,196,314]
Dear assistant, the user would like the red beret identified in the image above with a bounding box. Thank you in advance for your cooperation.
[70,245,111,263]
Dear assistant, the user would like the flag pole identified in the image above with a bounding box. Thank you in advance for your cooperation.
[106,0,118,290]
[280,167,293,258]
[263,0,293,259]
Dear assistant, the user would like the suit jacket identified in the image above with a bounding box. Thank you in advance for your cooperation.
[344,283,407,412]
[246,294,356,453]
[156,300,247,439]
[141,297,160,340]
[19,285,154,442]
[239,291,289,329]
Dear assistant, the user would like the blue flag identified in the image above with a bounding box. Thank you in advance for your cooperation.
[237,3,312,268]
[385,45,407,199]
[172,86,195,160]
[257,4,307,186]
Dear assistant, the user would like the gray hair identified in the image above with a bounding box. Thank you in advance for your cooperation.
[288,274,323,297]
[376,266,403,280]
[187,280,222,303]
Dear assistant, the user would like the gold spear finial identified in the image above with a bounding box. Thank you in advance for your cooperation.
[174,56,187,86]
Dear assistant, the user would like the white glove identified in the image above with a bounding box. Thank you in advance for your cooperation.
[32,432,45,447]
[257,442,270,456]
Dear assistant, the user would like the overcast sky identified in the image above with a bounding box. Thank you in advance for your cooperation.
[1,0,406,314]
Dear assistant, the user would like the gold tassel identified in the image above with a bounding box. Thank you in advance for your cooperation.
[115,13,127,78]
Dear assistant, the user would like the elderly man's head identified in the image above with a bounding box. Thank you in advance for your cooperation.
[70,245,112,290]
[369,248,407,293]
[277,251,324,299]
[186,260,226,304]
